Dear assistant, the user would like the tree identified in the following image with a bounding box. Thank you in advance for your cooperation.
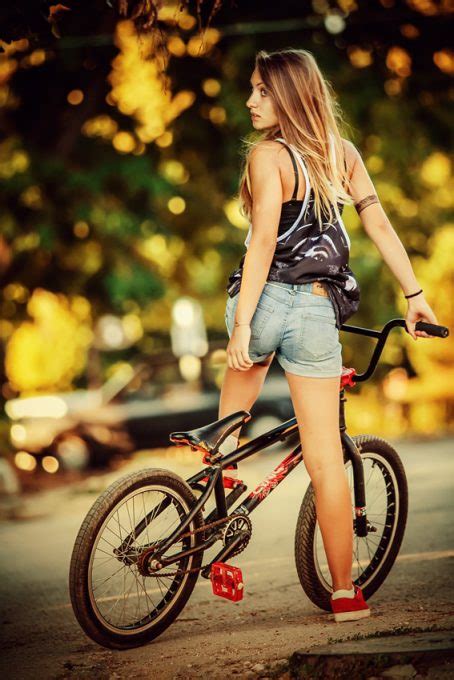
[0,0,452,401]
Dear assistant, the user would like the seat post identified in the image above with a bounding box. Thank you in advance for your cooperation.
[214,468,228,518]
[339,388,347,433]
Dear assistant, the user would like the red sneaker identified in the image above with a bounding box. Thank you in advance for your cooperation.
[330,585,371,622]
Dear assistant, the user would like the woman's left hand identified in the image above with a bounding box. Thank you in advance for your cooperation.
[405,294,439,340]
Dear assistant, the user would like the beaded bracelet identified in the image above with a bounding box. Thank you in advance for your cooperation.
[404,289,423,299]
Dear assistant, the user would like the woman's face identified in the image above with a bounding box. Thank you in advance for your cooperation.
[246,68,279,131]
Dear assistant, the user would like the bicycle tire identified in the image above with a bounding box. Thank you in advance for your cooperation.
[294,435,408,612]
[69,468,204,649]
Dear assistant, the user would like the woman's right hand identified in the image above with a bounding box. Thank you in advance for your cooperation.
[227,326,254,371]
[405,294,439,340]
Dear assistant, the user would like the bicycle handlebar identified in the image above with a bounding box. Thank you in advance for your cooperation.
[340,319,450,383]
[412,321,450,338]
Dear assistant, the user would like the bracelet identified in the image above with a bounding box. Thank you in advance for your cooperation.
[234,321,250,327]
[404,289,423,299]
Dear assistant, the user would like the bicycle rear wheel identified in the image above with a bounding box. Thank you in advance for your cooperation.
[69,468,204,649]
[294,435,408,611]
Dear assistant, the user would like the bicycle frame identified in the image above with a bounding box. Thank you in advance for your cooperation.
[133,388,367,576]
[117,317,448,575]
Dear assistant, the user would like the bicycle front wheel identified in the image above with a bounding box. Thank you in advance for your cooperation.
[294,435,408,611]
[69,468,204,649]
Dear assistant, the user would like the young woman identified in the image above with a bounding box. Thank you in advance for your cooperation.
[217,48,438,622]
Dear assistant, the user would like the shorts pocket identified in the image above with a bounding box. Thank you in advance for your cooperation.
[299,311,339,360]
[250,299,275,339]
[225,293,275,340]
[225,298,235,337]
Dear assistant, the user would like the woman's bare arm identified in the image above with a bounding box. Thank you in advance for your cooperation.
[234,142,282,325]
[343,140,438,338]
[343,140,422,297]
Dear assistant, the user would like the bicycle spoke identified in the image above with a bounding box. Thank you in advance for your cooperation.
[137,572,158,613]
[155,505,181,543]
[113,508,133,541]
[125,497,136,543]
[142,493,151,547]
[93,552,117,564]
[104,522,123,543]
[87,482,196,632]
[363,534,380,548]
[99,534,121,552]
[92,562,126,594]
[365,462,375,487]
[364,537,373,563]
[354,540,362,579]
[119,569,137,626]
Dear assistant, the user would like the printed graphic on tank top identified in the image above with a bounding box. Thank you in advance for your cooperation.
[226,134,360,329]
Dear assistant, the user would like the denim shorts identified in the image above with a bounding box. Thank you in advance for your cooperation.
[224,281,343,378]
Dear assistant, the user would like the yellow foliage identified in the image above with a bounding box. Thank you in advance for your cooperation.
[109,21,195,145]
[420,152,451,187]
[348,46,373,69]
[365,155,384,173]
[433,49,454,75]
[0,140,29,179]
[224,199,249,229]
[112,131,136,153]
[82,115,118,140]
[386,46,412,77]
[167,196,186,214]
[397,223,454,379]
[19,185,43,209]
[136,234,184,277]
[159,159,189,184]
[67,89,83,105]
[5,289,93,394]
[406,0,451,17]
[167,36,186,57]
[187,29,221,57]
[202,78,221,97]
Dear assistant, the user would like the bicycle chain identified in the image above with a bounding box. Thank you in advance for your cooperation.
[146,514,250,578]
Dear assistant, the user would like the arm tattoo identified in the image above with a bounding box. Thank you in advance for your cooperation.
[355,194,379,214]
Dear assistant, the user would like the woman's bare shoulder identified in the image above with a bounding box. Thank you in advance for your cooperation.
[341,138,361,162]
[249,139,284,163]
[341,138,363,177]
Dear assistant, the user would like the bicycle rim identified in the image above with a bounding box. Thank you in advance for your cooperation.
[313,451,399,590]
[87,484,195,635]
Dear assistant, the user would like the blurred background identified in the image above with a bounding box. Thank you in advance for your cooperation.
[0,0,453,492]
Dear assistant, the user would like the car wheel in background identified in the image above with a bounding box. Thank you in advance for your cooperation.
[56,435,90,471]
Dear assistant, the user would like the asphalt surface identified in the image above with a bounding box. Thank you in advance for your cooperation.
[0,436,453,679]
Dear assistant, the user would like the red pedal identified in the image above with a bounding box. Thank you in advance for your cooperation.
[210,562,244,602]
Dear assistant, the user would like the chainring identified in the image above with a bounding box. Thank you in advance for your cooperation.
[222,515,252,557]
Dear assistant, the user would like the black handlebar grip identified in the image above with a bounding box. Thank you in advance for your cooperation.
[414,321,449,338]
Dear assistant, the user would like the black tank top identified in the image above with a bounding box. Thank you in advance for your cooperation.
[226,135,360,329]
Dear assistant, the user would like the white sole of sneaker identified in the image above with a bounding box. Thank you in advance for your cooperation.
[333,608,371,623]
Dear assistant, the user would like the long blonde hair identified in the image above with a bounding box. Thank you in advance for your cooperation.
[238,48,354,230]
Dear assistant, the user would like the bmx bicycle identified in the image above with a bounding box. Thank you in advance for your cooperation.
[69,317,449,649]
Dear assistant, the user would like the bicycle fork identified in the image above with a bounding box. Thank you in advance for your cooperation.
[340,388,368,537]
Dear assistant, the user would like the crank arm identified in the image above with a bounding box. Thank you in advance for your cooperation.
[200,531,249,579]
[139,532,220,574]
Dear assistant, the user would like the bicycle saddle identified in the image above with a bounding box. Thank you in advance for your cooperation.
[169,410,251,455]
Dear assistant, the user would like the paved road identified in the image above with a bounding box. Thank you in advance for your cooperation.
[0,437,453,679]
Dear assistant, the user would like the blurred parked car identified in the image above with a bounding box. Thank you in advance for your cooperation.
[6,359,297,473]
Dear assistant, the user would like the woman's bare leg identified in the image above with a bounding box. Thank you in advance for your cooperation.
[219,352,275,441]
[285,371,353,591]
